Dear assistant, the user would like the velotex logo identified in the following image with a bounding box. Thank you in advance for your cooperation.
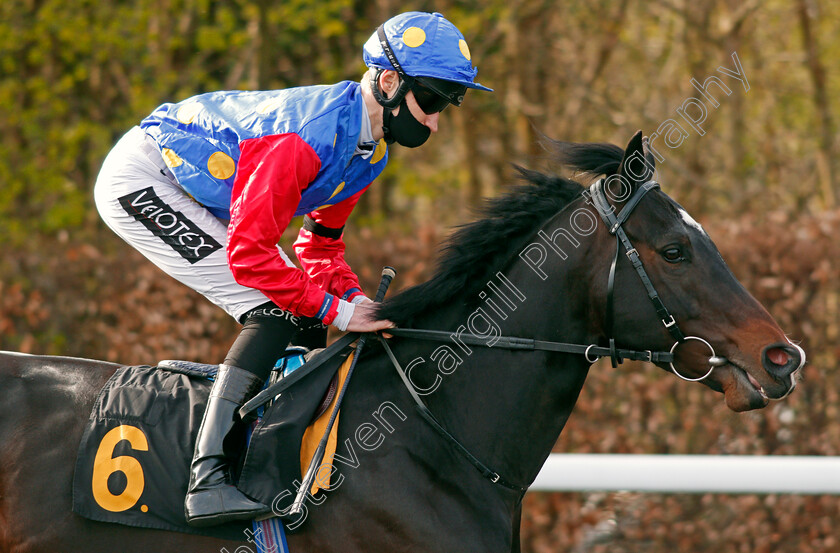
[119,187,222,264]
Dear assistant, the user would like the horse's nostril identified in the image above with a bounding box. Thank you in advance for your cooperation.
[766,347,790,367]
[762,343,802,381]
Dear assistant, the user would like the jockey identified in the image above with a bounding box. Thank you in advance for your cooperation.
[94,11,491,527]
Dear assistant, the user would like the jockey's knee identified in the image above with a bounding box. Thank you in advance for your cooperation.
[224,301,299,381]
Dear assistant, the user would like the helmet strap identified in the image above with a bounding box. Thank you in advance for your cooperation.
[370,24,415,109]
[370,69,412,110]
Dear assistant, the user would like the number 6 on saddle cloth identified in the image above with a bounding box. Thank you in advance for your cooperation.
[71,342,354,538]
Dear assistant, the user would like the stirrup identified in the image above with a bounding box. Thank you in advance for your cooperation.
[273,346,310,378]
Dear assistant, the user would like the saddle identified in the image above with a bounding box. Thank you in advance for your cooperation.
[72,345,353,538]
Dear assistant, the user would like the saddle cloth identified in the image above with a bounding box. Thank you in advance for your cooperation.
[72,348,352,538]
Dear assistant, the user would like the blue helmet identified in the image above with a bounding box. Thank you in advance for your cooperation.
[363,12,493,97]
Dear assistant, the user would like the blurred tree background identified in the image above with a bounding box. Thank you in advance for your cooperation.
[2,0,839,551]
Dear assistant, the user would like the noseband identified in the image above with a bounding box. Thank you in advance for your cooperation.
[589,179,725,381]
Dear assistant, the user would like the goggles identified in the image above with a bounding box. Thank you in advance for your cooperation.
[411,78,467,114]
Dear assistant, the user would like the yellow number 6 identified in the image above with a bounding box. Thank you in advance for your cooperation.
[92,425,149,512]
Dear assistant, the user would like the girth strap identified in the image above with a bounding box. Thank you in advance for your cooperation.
[378,336,529,494]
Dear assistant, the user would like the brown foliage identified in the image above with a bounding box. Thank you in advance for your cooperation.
[0,235,237,364]
[2,207,839,552]
[516,208,840,553]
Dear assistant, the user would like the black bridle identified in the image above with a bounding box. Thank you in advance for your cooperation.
[590,179,685,367]
[588,178,725,379]
[377,178,728,493]
[386,179,726,373]
[241,179,725,493]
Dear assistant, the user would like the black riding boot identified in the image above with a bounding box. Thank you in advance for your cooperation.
[185,364,271,527]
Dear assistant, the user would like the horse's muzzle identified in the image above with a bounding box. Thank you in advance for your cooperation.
[762,342,805,384]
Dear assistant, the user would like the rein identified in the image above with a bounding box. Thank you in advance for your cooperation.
[241,179,727,493]
[374,179,728,494]
[385,328,674,364]
[378,335,528,493]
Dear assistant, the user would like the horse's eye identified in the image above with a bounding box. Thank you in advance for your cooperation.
[662,246,684,263]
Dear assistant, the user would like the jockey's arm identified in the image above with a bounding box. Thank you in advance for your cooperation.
[226,133,392,332]
[294,187,370,304]
[295,187,395,333]
[227,133,346,326]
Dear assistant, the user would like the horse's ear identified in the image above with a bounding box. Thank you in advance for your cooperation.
[643,136,657,171]
[618,130,655,187]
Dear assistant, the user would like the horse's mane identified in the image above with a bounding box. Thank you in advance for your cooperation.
[377,140,625,326]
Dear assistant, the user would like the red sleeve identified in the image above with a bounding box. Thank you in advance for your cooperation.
[227,133,339,323]
[293,186,369,302]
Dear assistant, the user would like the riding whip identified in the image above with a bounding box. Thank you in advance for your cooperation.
[288,266,396,516]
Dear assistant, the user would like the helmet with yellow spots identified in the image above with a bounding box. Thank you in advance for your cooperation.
[363,12,492,111]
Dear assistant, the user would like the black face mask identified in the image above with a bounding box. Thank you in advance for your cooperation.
[382,99,431,148]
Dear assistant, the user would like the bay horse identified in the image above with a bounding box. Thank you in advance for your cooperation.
[0,132,804,553]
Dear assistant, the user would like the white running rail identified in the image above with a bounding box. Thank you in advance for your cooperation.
[531,454,840,494]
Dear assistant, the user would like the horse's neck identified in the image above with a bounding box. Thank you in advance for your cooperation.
[407,237,599,488]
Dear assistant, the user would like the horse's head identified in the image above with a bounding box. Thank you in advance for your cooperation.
[571,131,804,412]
